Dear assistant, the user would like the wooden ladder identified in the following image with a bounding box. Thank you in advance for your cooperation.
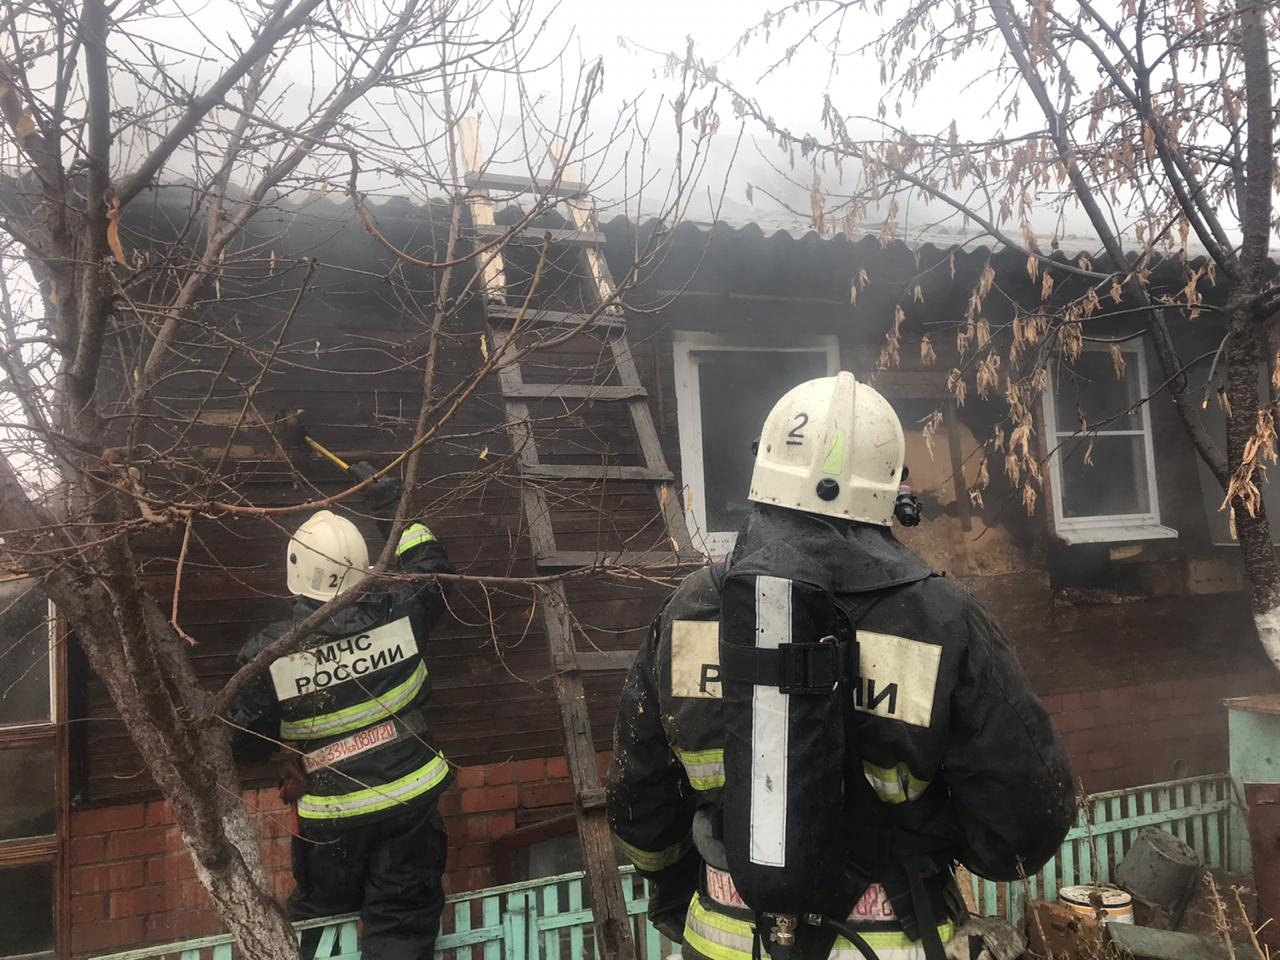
[460,124,691,960]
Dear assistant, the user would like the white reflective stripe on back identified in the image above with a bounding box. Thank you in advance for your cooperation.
[269,617,416,701]
[749,575,789,867]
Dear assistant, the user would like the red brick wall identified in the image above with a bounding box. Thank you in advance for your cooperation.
[69,789,296,955]
[68,755,591,956]
[443,754,582,892]
[1043,669,1276,793]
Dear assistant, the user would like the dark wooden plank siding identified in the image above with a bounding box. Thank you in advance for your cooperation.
[73,201,1274,804]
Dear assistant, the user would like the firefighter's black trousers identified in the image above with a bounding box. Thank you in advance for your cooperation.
[290,804,448,960]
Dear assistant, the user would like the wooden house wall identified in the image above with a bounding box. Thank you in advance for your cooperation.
[72,199,1274,805]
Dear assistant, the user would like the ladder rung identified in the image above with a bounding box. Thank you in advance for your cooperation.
[466,171,586,198]
[473,224,606,247]
[578,787,608,810]
[576,651,637,672]
[523,464,673,482]
[487,304,622,329]
[504,384,646,401]
[536,550,685,569]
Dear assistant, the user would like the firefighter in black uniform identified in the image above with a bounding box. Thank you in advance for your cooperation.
[230,464,454,960]
[607,373,1076,960]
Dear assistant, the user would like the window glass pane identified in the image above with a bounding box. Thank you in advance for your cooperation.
[0,745,55,839]
[696,350,829,532]
[0,579,49,726]
[527,834,586,879]
[1053,351,1142,432]
[1059,434,1151,518]
[0,861,54,956]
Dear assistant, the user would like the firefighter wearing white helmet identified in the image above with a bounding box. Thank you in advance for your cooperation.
[748,371,905,525]
[230,465,455,960]
[608,372,1073,960]
[286,510,370,600]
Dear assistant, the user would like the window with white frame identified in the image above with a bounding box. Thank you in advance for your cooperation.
[674,333,840,555]
[1042,341,1176,544]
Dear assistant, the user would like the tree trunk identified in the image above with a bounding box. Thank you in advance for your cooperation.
[51,574,302,960]
[1223,300,1280,671]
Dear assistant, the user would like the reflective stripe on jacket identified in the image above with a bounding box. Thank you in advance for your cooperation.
[684,894,954,960]
[297,751,451,820]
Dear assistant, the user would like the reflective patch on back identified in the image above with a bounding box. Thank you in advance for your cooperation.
[270,617,416,701]
[671,619,722,699]
[854,631,941,728]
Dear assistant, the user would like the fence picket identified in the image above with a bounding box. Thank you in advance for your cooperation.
[456,898,475,960]
[1192,780,1207,860]
[567,879,585,960]
[481,897,501,960]
[1208,779,1223,866]
[1060,835,1076,888]
[543,882,562,960]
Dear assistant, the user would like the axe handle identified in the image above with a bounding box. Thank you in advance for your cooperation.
[304,435,351,472]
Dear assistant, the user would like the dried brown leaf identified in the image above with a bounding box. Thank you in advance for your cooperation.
[14,109,36,141]
[1109,343,1127,380]
[105,195,126,266]
[920,336,936,365]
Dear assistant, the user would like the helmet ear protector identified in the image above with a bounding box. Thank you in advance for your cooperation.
[894,465,922,527]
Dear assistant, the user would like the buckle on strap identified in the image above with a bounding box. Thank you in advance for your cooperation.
[719,637,854,695]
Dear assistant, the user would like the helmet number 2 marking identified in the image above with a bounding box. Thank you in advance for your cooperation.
[328,573,340,589]
[787,412,808,445]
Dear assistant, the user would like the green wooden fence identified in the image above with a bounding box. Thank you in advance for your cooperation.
[92,869,674,960]
[967,773,1235,928]
[95,774,1236,960]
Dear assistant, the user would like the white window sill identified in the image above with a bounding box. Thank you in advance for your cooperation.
[1054,522,1178,545]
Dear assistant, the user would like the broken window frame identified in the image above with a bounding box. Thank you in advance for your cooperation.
[1041,341,1177,545]
[672,331,840,557]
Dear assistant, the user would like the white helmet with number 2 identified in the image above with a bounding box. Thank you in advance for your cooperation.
[748,371,906,526]
[286,510,370,601]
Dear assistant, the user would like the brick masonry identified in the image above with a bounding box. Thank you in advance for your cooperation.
[68,753,596,956]
[68,669,1267,956]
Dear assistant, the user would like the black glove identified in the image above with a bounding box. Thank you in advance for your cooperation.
[649,897,690,945]
[349,460,403,529]
[367,477,403,520]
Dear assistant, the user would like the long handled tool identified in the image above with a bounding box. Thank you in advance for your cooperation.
[303,434,350,472]
[275,410,352,473]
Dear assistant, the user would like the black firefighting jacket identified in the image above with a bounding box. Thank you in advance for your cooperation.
[607,504,1075,950]
[230,516,455,828]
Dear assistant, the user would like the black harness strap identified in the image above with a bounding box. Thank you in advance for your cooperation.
[902,858,948,960]
[718,638,855,695]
